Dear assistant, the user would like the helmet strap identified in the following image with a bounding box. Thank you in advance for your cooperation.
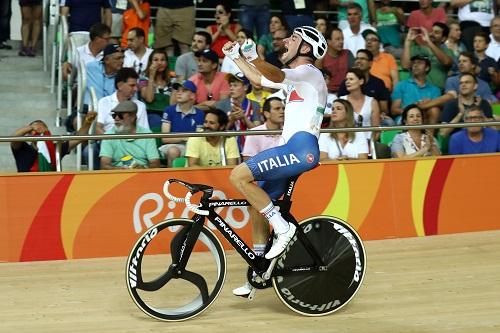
[284,40,315,67]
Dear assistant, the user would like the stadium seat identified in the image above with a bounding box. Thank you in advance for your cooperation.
[380,130,400,146]
[172,157,187,168]
[492,103,500,117]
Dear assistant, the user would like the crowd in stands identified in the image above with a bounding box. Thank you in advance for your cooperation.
[5,0,500,172]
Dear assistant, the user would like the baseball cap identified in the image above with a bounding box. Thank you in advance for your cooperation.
[112,100,137,113]
[410,54,431,67]
[194,49,219,63]
[102,44,123,59]
[225,72,250,86]
[362,29,380,41]
[172,80,197,93]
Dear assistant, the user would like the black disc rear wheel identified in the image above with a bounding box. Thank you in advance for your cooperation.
[272,216,366,316]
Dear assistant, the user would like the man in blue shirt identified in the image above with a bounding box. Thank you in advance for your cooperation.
[448,107,500,155]
[391,55,441,124]
[85,44,124,106]
[159,80,205,167]
[61,0,112,33]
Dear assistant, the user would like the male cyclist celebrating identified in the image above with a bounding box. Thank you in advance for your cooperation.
[223,26,328,261]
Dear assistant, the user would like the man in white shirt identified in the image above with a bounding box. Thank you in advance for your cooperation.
[84,67,149,169]
[123,27,153,76]
[62,23,111,79]
[486,16,500,61]
[341,3,374,56]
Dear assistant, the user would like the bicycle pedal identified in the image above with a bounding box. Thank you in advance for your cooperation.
[247,288,256,301]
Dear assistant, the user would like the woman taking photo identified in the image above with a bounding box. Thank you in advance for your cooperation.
[139,49,172,129]
[319,99,369,161]
[340,68,380,141]
[391,104,441,158]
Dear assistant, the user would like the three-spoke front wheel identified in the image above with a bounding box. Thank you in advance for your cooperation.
[125,219,227,321]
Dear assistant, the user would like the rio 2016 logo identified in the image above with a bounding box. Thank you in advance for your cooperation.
[132,189,249,234]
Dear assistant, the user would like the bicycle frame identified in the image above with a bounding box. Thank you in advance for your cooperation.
[170,176,327,279]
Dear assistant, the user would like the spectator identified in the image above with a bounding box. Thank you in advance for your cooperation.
[238,0,270,40]
[342,3,374,56]
[154,0,195,56]
[241,97,285,160]
[185,109,240,167]
[97,67,149,135]
[215,73,262,150]
[100,100,160,169]
[0,0,12,49]
[175,31,212,82]
[280,0,315,31]
[363,29,399,91]
[206,3,241,59]
[445,20,466,60]
[446,52,497,103]
[263,28,288,69]
[448,106,499,155]
[84,44,124,106]
[319,98,369,161]
[473,32,498,84]
[320,27,354,95]
[11,112,97,172]
[340,68,381,140]
[391,55,441,124]
[257,14,288,60]
[332,0,376,30]
[123,27,152,76]
[401,22,454,90]
[246,83,272,109]
[315,16,330,36]
[419,51,498,110]
[221,28,254,75]
[18,0,42,56]
[120,0,150,48]
[88,67,149,169]
[189,49,230,110]
[486,16,500,61]
[451,0,496,52]
[391,104,440,158]
[159,80,205,167]
[60,0,112,33]
[62,23,111,79]
[406,0,446,33]
[440,73,494,138]
[375,0,405,55]
[139,49,173,128]
[338,49,392,125]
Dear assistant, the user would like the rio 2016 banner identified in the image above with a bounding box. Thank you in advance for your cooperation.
[0,154,499,262]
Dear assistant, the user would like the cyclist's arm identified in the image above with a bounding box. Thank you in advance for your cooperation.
[232,57,285,87]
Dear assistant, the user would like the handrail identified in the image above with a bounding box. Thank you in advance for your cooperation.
[2,121,499,143]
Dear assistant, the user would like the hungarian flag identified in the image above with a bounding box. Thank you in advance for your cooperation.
[30,132,56,172]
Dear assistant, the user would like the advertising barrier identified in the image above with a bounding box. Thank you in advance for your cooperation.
[1,154,499,262]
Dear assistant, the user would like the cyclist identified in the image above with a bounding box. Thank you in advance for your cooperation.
[222,26,328,262]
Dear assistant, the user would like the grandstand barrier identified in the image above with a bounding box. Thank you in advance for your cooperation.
[0,153,499,262]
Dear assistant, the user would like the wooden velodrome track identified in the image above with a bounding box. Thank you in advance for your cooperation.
[1,230,499,333]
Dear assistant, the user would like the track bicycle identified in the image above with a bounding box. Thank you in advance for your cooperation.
[125,176,366,321]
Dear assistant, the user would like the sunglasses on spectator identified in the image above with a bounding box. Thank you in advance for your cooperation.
[356,114,363,127]
[111,113,125,120]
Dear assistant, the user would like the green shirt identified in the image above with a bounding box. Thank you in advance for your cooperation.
[410,44,454,90]
[100,126,160,167]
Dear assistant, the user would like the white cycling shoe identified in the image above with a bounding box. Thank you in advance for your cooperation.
[232,282,253,298]
[264,223,297,259]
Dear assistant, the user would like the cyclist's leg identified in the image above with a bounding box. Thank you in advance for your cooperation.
[230,131,319,258]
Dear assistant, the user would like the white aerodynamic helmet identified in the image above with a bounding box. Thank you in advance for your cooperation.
[293,26,327,60]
